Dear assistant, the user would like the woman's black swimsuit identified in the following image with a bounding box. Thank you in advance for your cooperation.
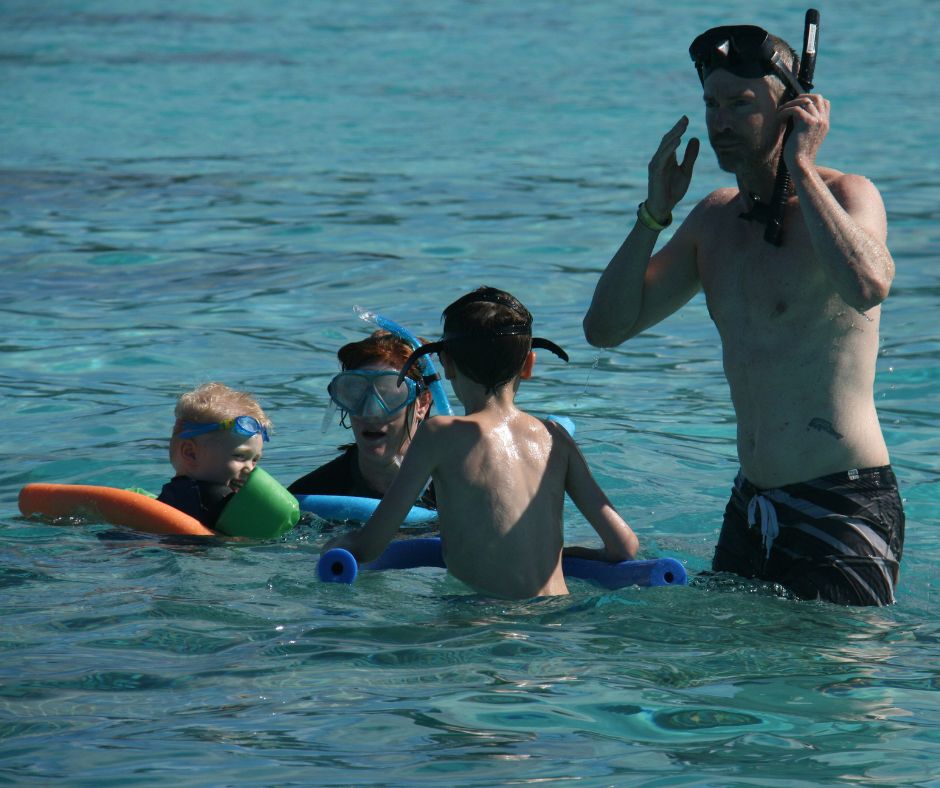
[288,445,436,509]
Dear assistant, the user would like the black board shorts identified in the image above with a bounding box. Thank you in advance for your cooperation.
[712,465,905,606]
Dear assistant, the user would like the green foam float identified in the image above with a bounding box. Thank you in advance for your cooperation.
[215,466,300,538]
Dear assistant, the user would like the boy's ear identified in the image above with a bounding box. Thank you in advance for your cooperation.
[520,351,536,380]
[178,438,199,472]
[439,352,457,381]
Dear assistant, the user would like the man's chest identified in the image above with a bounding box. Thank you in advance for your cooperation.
[697,226,834,336]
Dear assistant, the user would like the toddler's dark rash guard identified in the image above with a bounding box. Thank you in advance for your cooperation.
[158,476,232,528]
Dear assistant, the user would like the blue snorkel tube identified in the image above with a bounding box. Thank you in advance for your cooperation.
[355,307,454,416]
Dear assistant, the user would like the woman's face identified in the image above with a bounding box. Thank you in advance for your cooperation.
[348,363,430,466]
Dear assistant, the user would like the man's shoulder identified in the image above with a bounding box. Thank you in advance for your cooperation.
[819,167,881,201]
[687,187,740,221]
[675,187,741,236]
[700,186,740,205]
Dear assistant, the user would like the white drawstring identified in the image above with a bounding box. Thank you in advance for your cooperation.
[747,494,779,559]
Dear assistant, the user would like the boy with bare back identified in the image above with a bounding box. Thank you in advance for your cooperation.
[323,287,639,599]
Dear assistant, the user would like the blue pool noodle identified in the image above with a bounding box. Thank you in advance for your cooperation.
[297,495,438,525]
[317,537,686,588]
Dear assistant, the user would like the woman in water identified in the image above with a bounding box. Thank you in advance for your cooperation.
[288,330,436,508]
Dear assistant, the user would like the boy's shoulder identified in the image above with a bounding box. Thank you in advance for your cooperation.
[424,410,575,449]
[417,413,479,441]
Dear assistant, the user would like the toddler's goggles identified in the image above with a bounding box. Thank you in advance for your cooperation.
[177,415,270,442]
[328,370,424,418]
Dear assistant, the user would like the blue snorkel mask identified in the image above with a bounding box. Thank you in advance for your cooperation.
[356,307,454,417]
[319,309,451,433]
[328,369,426,419]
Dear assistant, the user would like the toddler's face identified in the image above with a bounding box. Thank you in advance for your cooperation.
[191,431,263,490]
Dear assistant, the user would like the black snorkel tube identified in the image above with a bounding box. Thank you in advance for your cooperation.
[764,9,820,246]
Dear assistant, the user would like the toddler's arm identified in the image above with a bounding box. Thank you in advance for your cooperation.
[560,427,639,562]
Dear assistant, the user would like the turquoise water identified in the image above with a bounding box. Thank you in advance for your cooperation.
[2,0,939,784]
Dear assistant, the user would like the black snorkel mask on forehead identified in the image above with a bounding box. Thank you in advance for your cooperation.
[689,24,809,100]
[397,289,569,389]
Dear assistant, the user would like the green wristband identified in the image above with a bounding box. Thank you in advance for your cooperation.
[637,201,672,231]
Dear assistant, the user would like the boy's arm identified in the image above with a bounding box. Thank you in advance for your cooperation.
[560,431,639,562]
[322,422,440,563]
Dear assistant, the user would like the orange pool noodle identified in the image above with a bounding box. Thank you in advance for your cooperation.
[18,483,215,536]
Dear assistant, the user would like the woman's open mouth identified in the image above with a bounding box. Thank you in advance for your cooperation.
[360,426,388,442]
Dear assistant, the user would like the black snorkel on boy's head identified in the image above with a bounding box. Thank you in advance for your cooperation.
[690,25,806,101]
[398,286,569,394]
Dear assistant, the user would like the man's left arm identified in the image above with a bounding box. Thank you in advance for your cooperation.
[782,93,896,311]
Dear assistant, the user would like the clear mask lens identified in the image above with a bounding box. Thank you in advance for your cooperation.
[327,371,417,417]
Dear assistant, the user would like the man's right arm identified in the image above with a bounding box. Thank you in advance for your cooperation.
[583,216,701,347]
[583,116,702,348]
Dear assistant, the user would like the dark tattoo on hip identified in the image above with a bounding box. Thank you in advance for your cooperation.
[808,417,844,440]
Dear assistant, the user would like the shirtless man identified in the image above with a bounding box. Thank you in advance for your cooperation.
[583,23,904,605]
[324,287,639,599]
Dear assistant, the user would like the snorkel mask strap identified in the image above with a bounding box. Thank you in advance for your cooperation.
[768,53,805,100]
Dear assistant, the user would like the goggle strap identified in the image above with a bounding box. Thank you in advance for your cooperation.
[398,342,446,386]
[176,416,269,442]
[398,335,569,385]
[442,289,532,323]
[531,337,570,363]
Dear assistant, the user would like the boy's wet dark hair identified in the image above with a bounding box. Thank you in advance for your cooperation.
[440,288,535,392]
[399,286,569,394]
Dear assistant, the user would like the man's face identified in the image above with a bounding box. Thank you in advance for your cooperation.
[702,69,785,175]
